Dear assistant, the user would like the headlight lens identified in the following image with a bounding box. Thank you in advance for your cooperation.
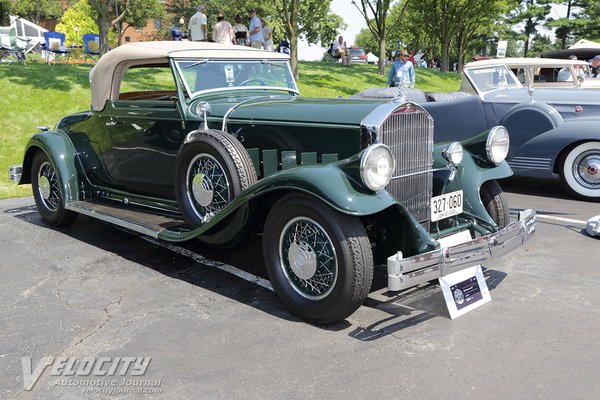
[360,144,396,191]
[486,126,510,164]
[442,142,463,165]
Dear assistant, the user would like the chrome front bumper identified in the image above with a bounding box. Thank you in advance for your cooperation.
[8,165,22,184]
[387,209,536,291]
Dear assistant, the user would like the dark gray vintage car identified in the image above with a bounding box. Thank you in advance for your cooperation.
[9,42,535,323]
[355,61,600,200]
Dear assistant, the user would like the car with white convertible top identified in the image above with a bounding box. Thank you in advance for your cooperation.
[9,41,535,323]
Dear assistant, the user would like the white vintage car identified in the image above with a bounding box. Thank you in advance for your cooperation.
[462,57,600,90]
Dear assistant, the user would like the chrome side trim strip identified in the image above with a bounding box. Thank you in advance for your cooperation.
[387,209,536,291]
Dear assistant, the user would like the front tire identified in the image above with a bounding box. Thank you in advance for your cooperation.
[480,180,509,229]
[31,151,77,226]
[560,142,600,200]
[263,193,374,324]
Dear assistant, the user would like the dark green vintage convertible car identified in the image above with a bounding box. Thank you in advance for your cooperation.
[9,42,535,323]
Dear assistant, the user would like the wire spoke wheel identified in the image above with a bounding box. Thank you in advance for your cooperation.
[279,217,338,300]
[263,193,373,324]
[31,152,77,227]
[37,162,61,212]
[186,154,231,222]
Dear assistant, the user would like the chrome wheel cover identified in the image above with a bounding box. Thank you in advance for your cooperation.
[278,217,338,300]
[573,150,600,189]
[37,161,60,211]
[186,154,230,222]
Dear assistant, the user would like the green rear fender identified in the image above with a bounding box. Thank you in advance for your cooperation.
[20,131,80,204]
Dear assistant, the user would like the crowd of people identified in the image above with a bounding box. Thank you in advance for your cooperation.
[174,5,277,52]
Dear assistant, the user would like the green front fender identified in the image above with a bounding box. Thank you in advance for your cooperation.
[20,131,80,204]
[158,161,398,242]
[435,148,512,227]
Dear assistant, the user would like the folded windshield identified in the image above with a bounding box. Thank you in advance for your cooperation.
[174,59,298,95]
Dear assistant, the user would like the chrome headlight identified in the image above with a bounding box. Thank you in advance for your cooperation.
[486,126,510,164]
[442,142,463,165]
[360,144,396,192]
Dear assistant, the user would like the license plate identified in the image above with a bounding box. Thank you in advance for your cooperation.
[431,190,463,222]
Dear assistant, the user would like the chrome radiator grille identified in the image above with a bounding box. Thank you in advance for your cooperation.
[380,106,434,224]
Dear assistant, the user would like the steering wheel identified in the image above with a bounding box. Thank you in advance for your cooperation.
[239,78,267,86]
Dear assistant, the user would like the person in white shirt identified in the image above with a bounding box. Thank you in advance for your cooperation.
[332,35,348,65]
[188,5,207,42]
[212,11,235,45]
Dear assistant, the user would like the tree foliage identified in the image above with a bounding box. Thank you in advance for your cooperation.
[506,0,552,57]
[56,0,99,46]
[8,0,64,24]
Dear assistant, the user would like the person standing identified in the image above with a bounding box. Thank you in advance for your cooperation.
[261,19,274,51]
[188,5,207,42]
[212,11,235,45]
[233,14,249,46]
[332,35,348,65]
[247,8,264,49]
[591,55,600,78]
[387,49,415,88]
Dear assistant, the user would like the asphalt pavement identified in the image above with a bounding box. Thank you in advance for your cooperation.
[1,176,599,400]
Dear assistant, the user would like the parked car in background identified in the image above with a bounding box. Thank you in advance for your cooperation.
[9,42,535,324]
[348,47,367,64]
[466,57,600,90]
[353,60,600,200]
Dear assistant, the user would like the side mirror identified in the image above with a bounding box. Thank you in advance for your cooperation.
[195,101,211,131]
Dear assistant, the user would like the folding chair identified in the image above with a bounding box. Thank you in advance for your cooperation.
[43,31,70,64]
[0,26,28,64]
[82,33,100,64]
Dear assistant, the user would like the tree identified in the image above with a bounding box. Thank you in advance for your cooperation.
[88,0,128,55]
[56,0,98,46]
[8,0,64,25]
[505,0,552,57]
[266,0,344,79]
[352,0,411,75]
[113,0,164,45]
[0,0,10,25]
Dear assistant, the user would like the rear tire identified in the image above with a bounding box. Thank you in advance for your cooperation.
[31,151,77,226]
[480,180,509,229]
[263,193,373,324]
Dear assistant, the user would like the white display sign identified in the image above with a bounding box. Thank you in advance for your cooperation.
[497,40,508,58]
[439,265,491,319]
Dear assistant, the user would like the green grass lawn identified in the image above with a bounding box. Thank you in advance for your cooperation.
[0,61,460,200]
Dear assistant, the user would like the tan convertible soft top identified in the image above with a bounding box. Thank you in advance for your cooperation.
[89,41,290,111]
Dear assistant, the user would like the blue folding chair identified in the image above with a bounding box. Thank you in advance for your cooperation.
[43,31,70,64]
[0,26,28,64]
[82,33,99,64]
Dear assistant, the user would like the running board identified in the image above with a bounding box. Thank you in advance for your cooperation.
[66,201,187,238]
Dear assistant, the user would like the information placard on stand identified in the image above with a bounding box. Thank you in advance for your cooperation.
[439,265,491,319]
